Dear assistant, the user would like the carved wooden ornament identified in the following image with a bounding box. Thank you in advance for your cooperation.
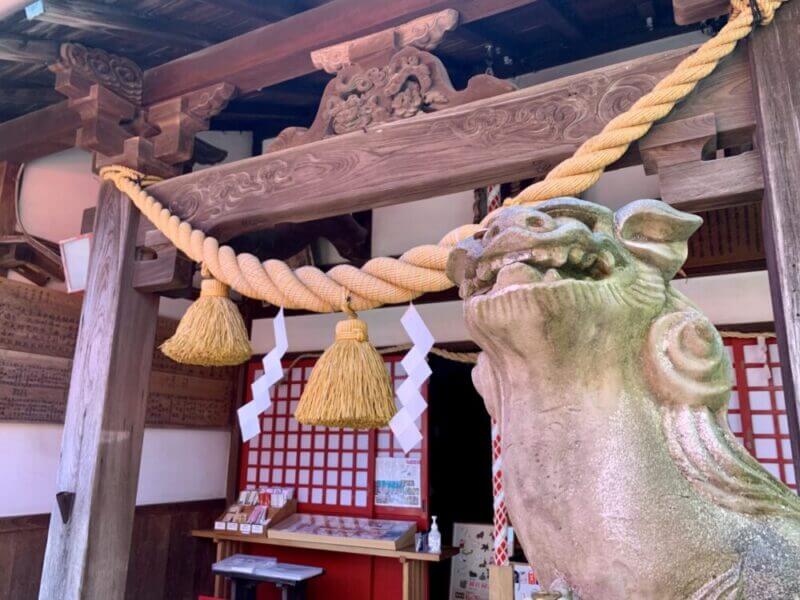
[269,10,514,152]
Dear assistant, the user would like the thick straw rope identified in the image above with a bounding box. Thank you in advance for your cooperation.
[100,0,783,313]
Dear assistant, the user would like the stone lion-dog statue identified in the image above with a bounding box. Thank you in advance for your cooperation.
[447,198,800,599]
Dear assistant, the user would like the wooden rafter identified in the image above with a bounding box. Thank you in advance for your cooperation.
[147,44,755,240]
[0,34,59,64]
[142,0,542,104]
[24,0,218,50]
[195,0,299,22]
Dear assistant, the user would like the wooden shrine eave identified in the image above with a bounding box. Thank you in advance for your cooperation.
[148,44,757,241]
[141,0,541,105]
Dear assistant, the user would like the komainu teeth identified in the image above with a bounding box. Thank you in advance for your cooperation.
[544,268,562,282]
[495,262,543,288]
[595,250,615,274]
[568,247,585,265]
[580,253,597,270]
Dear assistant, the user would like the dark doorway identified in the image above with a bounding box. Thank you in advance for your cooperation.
[427,354,493,598]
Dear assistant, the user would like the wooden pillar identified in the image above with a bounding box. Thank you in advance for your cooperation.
[748,3,800,479]
[39,181,159,599]
[0,162,21,278]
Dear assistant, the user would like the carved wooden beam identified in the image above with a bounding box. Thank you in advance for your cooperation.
[269,9,515,152]
[147,44,755,240]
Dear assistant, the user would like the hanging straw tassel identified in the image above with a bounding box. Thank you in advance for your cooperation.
[160,268,252,367]
[295,296,396,429]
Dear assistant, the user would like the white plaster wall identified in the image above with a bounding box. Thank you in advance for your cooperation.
[0,424,230,517]
[1,133,253,517]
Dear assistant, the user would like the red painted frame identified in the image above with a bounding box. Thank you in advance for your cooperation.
[238,354,430,526]
[724,336,795,490]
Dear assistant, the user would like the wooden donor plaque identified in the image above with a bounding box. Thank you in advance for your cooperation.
[0,277,236,427]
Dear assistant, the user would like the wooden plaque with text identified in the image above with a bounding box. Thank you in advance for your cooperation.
[0,277,236,427]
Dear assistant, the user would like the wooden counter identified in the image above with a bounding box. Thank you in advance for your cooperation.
[192,529,458,600]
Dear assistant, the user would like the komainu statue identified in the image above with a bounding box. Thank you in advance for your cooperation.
[447,198,800,599]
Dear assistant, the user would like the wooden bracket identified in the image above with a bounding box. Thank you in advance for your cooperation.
[146,82,237,164]
[51,43,141,158]
[50,42,230,176]
[639,112,764,211]
[133,229,194,293]
[639,112,717,175]
[269,9,515,152]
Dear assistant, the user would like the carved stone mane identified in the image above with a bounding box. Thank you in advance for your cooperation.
[268,10,515,152]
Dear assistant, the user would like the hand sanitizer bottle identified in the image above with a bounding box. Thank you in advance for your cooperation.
[428,516,441,554]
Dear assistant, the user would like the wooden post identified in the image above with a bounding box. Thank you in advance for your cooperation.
[748,3,800,479]
[39,181,159,599]
[489,564,515,600]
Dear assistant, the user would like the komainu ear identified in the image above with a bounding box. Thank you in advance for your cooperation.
[615,200,702,279]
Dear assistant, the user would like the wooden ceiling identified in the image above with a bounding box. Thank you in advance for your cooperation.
[0,0,695,137]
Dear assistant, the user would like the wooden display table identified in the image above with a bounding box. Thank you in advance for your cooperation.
[193,529,459,600]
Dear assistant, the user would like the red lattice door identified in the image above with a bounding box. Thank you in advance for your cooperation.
[239,354,429,525]
[725,336,796,490]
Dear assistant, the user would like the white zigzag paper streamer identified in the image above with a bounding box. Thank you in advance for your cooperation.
[390,304,434,454]
[237,308,288,442]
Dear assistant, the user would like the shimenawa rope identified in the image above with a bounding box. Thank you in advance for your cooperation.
[98,0,785,368]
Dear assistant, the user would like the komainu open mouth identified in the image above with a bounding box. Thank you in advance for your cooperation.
[448,200,630,300]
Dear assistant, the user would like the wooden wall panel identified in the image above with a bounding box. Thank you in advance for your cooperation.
[0,277,237,428]
[0,499,223,600]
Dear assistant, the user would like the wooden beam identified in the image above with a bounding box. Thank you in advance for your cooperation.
[38,181,159,599]
[672,0,728,25]
[143,0,540,104]
[0,34,59,64]
[748,2,800,485]
[0,101,79,162]
[196,0,297,21]
[148,44,754,240]
[0,87,63,106]
[659,150,763,211]
[25,0,216,50]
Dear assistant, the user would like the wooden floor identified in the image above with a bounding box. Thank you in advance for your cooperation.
[0,498,223,600]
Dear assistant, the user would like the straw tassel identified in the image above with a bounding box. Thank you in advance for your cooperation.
[160,271,252,367]
[295,297,396,429]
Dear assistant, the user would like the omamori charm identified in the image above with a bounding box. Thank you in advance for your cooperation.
[448,198,800,599]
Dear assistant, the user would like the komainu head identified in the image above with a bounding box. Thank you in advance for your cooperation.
[447,198,703,362]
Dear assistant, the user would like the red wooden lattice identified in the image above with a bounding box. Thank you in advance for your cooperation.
[239,355,429,524]
[725,336,796,490]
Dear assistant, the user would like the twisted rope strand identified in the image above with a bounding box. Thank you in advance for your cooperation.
[100,0,784,313]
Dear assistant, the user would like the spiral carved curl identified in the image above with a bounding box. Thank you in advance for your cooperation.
[645,311,731,411]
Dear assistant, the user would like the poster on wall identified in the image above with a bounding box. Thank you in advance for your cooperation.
[512,562,542,599]
[449,523,492,600]
[374,456,422,508]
